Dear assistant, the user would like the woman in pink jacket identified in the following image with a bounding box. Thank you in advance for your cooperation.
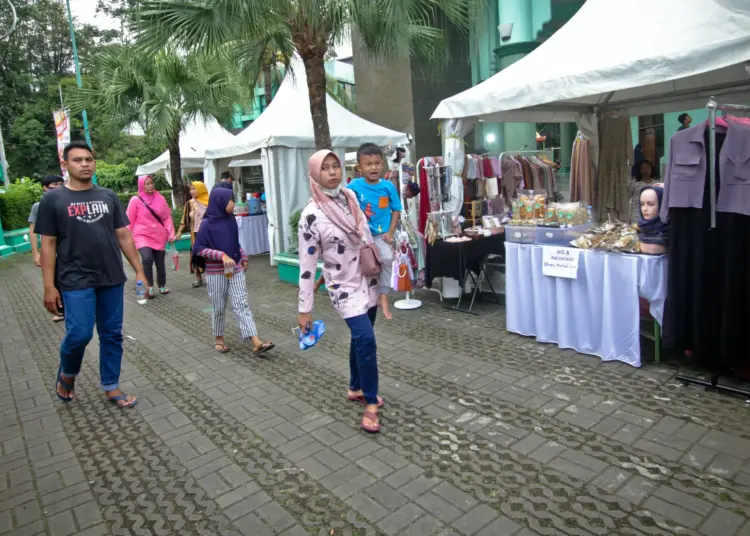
[126,176,175,298]
[297,150,383,433]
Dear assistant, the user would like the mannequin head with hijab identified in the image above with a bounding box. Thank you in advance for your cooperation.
[638,186,667,254]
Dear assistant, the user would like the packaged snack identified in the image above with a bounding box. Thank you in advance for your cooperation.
[546,202,558,224]
[534,190,547,220]
[517,189,535,222]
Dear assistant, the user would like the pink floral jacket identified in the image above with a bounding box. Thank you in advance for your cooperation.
[298,200,378,319]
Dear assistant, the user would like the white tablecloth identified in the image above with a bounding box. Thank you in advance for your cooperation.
[236,214,270,256]
[505,243,667,367]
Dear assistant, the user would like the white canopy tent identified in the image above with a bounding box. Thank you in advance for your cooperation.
[135,115,236,180]
[203,58,410,262]
[431,0,750,191]
[433,0,750,123]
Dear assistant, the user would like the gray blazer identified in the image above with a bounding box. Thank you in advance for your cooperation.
[661,122,750,221]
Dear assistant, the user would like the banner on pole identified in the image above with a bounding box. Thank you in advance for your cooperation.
[53,110,70,179]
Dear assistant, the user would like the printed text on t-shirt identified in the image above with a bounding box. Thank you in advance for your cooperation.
[67,200,110,223]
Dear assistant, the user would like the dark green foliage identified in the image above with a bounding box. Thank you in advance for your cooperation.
[0,179,44,231]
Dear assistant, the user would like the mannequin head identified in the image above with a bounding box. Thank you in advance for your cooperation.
[640,188,659,220]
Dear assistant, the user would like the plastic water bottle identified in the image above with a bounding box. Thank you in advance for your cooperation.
[299,320,326,350]
[587,205,594,224]
[135,280,148,305]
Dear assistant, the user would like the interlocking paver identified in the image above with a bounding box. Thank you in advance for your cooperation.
[2,254,750,536]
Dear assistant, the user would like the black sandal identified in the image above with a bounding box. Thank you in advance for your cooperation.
[192,281,204,288]
[55,367,74,402]
[253,342,275,355]
[214,344,230,353]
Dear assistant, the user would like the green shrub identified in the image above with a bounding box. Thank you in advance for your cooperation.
[97,161,137,192]
[0,178,44,231]
[287,208,303,253]
[96,160,170,193]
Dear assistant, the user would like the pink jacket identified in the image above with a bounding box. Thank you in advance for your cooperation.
[126,192,174,251]
[298,200,378,319]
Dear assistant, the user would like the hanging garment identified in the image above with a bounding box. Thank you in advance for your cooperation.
[663,130,750,374]
[397,262,413,292]
[419,162,430,234]
[661,121,750,218]
[486,177,499,199]
[596,115,632,222]
[391,259,400,290]
[476,178,486,198]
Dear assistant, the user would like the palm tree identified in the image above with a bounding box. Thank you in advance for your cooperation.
[68,45,248,205]
[137,0,481,149]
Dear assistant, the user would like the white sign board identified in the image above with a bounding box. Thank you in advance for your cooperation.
[542,246,580,279]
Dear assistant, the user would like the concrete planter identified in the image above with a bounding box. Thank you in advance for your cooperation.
[2,227,37,255]
[274,252,326,291]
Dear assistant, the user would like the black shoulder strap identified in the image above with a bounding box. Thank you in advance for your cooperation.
[138,195,165,225]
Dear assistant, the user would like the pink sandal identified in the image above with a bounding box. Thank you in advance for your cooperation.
[361,410,381,434]
[348,393,385,408]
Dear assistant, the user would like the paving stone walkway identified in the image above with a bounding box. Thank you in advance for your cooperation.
[1,253,750,536]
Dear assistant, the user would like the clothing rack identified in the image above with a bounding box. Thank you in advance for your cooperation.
[675,97,750,399]
[497,148,560,162]
[394,157,422,311]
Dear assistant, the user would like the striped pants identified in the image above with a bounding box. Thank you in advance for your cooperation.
[205,272,258,339]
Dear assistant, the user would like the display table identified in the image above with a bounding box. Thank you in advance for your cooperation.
[426,233,505,313]
[236,214,270,256]
[504,243,667,367]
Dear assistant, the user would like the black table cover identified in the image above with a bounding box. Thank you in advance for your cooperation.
[425,233,505,287]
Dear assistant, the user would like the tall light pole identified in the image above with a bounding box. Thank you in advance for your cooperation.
[0,0,18,187]
[64,0,96,183]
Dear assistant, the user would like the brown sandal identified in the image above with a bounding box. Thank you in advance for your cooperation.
[361,410,381,434]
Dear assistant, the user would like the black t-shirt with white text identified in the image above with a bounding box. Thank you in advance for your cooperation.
[34,185,130,291]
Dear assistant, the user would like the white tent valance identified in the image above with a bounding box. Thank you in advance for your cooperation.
[432,0,750,123]
[135,116,236,181]
[228,158,262,168]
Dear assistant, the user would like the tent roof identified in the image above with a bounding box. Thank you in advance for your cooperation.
[432,0,750,123]
[136,115,235,176]
[206,59,409,159]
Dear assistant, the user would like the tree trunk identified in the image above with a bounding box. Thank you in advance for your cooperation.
[168,136,184,208]
[300,51,331,150]
[263,62,273,109]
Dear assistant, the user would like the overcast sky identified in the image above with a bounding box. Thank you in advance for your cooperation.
[69,0,119,30]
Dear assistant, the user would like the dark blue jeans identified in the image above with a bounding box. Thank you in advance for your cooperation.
[345,307,379,405]
[60,284,124,391]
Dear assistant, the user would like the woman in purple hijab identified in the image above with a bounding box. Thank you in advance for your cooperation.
[193,188,274,355]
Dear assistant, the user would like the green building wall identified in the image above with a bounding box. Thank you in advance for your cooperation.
[471,0,584,161]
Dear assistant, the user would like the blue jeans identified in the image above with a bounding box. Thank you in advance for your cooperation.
[60,284,124,391]
[345,307,379,405]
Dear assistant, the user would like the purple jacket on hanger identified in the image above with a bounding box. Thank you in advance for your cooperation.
[660,122,750,222]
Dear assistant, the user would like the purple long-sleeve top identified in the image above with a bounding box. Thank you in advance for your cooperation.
[661,121,750,221]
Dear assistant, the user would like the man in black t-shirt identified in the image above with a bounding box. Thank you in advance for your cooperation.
[35,141,147,408]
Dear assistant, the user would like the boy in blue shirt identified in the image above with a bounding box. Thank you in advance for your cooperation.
[349,143,402,319]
